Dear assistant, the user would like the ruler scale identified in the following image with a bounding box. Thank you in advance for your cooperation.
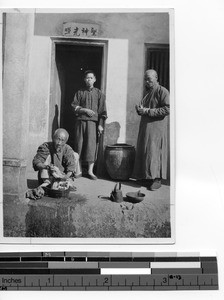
[0,252,218,291]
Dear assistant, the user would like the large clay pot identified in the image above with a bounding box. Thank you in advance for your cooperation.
[105,143,135,180]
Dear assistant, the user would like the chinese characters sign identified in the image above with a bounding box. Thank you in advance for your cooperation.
[63,22,100,37]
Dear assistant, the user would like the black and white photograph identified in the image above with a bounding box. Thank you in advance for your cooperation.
[1,9,174,243]
[1,0,224,299]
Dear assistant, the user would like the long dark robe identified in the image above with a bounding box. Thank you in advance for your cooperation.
[133,83,170,180]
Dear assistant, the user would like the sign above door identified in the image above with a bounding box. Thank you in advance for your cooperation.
[63,22,100,38]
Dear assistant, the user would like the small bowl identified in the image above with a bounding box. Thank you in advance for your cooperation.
[43,186,70,198]
[125,191,145,203]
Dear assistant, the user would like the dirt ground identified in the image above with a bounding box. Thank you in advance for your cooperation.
[3,174,172,239]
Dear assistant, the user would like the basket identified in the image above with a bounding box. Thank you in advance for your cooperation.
[43,186,70,198]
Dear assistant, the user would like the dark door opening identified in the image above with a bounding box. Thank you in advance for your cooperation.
[145,44,170,91]
[55,43,103,148]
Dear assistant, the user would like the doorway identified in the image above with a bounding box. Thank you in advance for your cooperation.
[145,44,169,90]
[49,39,107,148]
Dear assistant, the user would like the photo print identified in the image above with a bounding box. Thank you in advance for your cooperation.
[1,9,175,244]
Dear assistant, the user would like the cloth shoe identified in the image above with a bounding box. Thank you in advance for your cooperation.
[149,178,161,191]
[87,173,97,180]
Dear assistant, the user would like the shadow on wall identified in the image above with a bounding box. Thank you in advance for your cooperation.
[51,104,59,139]
[96,121,121,178]
[104,121,121,146]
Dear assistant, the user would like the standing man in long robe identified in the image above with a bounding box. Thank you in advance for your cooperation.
[71,70,107,180]
[133,69,170,190]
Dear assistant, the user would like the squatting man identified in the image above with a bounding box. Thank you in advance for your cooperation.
[32,128,80,190]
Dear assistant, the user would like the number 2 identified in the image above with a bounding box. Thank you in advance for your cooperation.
[104,277,109,284]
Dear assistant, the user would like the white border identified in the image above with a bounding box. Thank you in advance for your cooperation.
[0,8,175,245]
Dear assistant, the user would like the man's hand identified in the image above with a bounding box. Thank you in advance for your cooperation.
[98,125,104,135]
[135,105,148,116]
[62,172,72,180]
[49,165,57,172]
[49,165,65,179]
[36,163,49,170]
[80,108,95,117]
[137,107,145,115]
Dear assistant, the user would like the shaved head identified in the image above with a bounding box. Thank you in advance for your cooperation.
[145,69,158,79]
[53,128,69,142]
[53,128,69,152]
[144,69,158,89]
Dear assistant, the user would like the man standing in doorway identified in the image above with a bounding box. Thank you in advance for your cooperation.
[133,69,170,190]
[71,70,107,180]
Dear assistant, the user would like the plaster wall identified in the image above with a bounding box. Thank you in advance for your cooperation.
[3,13,34,194]
[106,38,128,142]
[3,13,34,159]
[27,36,51,171]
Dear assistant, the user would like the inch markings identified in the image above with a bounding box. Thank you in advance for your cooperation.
[0,252,219,291]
